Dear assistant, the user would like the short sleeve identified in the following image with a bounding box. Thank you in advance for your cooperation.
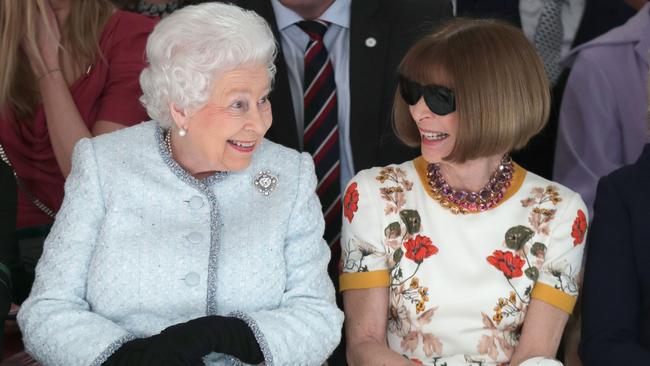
[339,171,390,291]
[96,13,157,125]
[531,192,588,314]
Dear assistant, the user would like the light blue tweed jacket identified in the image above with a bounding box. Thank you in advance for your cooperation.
[17,121,343,366]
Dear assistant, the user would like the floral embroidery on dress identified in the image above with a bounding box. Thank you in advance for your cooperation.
[520,186,561,236]
[341,238,386,273]
[571,209,587,245]
[376,167,414,214]
[404,235,439,264]
[480,251,531,361]
[544,260,579,295]
[477,185,568,361]
[371,167,444,358]
[344,182,359,223]
[487,250,525,279]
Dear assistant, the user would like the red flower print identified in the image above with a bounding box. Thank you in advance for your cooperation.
[343,182,359,223]
[410,359,424,365]
[571,209,587,246]
[487,250,525,279]
[404,235,439,264]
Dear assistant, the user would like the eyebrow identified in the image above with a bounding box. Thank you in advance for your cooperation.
[226,86,272,95]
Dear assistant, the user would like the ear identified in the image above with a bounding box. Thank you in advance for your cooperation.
[169,102,189,130]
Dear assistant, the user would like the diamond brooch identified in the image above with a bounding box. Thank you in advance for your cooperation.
[254,171,277,196]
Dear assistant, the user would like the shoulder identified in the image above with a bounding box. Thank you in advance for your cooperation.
[249,139,309,184]
[565,7,648,65]
[349,159,418,190]
[375,0,451,15]
[86,121,157,161]
[253,139,303,170]
[101,10,158,45]
[371,0,452,27]
[599,146,650,203]
[520,170,587,218]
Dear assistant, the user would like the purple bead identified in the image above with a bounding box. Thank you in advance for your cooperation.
[442,185,452,195]
[467,193,478,202]
[453,191,468,201]
[479,189,491,201]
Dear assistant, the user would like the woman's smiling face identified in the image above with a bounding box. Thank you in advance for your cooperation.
[183,64,273,172]
[409,97,459,164]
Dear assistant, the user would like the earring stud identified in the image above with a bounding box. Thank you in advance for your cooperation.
[178,128,187,137]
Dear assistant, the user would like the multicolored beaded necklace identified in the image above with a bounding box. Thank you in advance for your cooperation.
[426,155,514,214]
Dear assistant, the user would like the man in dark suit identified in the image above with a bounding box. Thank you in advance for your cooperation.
[456,0,636,179]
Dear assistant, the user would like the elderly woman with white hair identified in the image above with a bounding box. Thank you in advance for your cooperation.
[16,3,343,366]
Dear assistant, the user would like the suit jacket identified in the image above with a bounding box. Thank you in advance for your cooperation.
[231,0,453,171]
[580,144,650,364]
[456,0,636,179]
[17,122,343,366]
[553,4,650,215]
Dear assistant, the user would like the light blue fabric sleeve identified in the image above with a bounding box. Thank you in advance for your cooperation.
[17,138,135,366]
[232,153,344,366]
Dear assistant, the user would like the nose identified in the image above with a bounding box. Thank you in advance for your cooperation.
[245,104,272,134]
[409,97,432,122]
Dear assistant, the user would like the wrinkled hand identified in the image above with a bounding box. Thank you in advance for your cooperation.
[21,0,62,77]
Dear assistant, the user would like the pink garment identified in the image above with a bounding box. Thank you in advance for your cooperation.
[0,10,157,228]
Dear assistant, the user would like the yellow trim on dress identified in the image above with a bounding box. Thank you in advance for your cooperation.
[531,282,577,314]
[412,156,527,213]
[339,270,390,292]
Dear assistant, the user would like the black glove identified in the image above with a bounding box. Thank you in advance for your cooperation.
[155,315,264,364]
[103,336,191,366]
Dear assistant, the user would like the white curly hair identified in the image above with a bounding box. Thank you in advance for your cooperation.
[139,2,277,128]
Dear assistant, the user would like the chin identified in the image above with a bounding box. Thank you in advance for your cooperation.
[421,150,448,164]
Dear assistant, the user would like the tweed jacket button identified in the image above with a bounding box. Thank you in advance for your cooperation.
[183,272,200,287]
[186,232,203,244]
[188,196,204,209]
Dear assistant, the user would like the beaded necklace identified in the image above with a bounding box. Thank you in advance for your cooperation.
[165,129,173,159]
[426,155,514,214]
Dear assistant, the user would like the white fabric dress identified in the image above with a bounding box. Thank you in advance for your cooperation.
[340,157,587,365]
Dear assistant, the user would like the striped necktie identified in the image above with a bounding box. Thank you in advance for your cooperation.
[297,20,341,249]
[534,0,564,86]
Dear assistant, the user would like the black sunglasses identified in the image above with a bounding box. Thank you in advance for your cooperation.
[397,74,456,116]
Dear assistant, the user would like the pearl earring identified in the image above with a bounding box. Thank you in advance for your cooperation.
[178,127,187,137]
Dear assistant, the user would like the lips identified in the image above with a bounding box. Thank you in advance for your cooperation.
[227,139,256,152]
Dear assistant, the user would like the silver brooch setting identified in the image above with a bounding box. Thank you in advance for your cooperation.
[254,171,277,196]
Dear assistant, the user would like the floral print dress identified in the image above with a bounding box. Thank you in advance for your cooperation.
[340,157,588,365]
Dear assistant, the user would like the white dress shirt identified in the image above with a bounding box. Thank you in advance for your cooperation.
[270,0,355,188]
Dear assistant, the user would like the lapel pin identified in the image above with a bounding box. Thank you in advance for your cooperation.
[365,37,377,48]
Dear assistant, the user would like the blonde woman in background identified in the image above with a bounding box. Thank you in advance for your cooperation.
[0,0,156,356]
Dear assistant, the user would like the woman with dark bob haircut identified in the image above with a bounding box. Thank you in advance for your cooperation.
[339,18,588,366]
